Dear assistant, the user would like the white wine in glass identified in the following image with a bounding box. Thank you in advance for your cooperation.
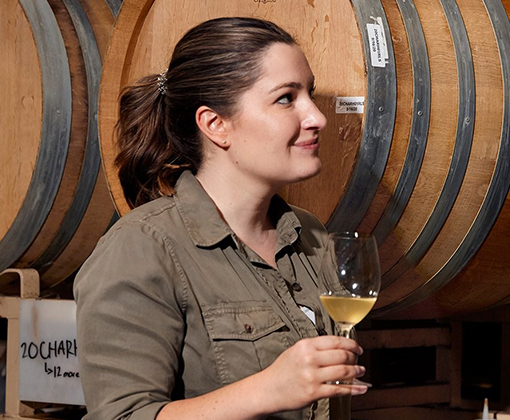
[318,232,381,387]
[319,295,377,328]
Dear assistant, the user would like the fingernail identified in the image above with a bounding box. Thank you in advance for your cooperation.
[354,387,368,394]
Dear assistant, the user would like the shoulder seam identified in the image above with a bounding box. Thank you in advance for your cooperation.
[113,218,189,315]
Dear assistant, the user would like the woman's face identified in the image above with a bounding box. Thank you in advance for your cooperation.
[225,43,327,190]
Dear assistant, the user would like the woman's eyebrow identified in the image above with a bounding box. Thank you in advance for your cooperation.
[268,82,302,93]
[268,77,316,94]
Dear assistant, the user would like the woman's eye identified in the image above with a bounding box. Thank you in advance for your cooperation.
[309,86,316,100]
[276,93,293,105]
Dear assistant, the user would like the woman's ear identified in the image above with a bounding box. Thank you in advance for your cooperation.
[195,105,230,148]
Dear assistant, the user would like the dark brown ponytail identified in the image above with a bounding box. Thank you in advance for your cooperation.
[115,74,195,209]
[115,17,295,209]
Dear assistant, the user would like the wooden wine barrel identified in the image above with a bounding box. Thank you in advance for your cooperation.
[0,0,120,293]
[98,0,510,319]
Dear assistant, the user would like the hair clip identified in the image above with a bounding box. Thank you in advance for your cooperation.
[157,71,168,95]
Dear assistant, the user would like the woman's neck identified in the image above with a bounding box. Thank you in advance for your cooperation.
[195,168,279,267]
[196,170,274,233]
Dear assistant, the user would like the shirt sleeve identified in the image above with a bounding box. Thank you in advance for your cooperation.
[74,220,187,420]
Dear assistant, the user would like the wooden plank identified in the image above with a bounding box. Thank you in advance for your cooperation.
[500,324,510,410]
[436,345,450,383]
[453,305,510,323]
[449,321,463,408]
[352,406,484,420]
[5,318,34,418]
[356,327,450,349]
[351,384,450,410]
[0,297,22,320]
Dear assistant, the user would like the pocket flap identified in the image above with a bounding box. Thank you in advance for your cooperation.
[203,302,286,341]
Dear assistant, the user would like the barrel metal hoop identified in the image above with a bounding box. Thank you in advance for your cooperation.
[326,0,397,233]
[105,211,121,232]
[372,0,431,245]
[0,0,72,271]
[375,0,510,316]
[376,0,476,304]
[106,0,122,17]
[31,0,105,271]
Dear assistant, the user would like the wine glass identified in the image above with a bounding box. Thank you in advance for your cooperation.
[318,231,381,387]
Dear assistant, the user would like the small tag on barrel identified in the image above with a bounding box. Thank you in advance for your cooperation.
[366,22,388,68]
[335,96,365,114]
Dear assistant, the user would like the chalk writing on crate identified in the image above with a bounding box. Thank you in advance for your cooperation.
[44,361,79,378]
[20,339,80,378]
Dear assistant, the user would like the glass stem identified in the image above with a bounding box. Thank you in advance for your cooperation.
[338,325,353,339]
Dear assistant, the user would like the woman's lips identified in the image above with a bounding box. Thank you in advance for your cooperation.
[294,138,319,149]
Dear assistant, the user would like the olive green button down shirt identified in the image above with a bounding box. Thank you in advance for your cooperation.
[74,171,344,420]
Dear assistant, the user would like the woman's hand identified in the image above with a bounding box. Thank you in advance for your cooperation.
[157,336,366,420]
[257,335,367,414]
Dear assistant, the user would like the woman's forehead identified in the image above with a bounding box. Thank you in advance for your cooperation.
[255,44,314,90]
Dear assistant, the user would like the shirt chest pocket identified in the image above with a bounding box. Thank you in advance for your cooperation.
[202,301,292,386]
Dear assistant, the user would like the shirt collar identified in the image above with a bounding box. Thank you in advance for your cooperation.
[174,171,302,249]
[270,195,302,253]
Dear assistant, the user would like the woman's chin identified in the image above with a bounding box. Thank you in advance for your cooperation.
[290,161,323,184]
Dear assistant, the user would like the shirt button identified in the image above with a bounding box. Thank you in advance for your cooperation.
[317,328,328,336]
[291,282,302,292]
[244,324,253,334]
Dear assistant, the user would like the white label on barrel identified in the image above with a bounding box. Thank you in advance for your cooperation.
[335,97,365,114]
[19,299,85,405]
[376,17,389,62]
[366,23,388,68]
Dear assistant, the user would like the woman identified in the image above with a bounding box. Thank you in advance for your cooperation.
[74,17,367,420]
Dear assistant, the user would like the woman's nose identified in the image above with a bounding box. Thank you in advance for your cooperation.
[302,101,327,131]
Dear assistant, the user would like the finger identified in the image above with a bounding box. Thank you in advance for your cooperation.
[313,349,358,367]
[311,335,364,355]
[321,383,368,397]
[317,364,366,384]
[305,335,363,353]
